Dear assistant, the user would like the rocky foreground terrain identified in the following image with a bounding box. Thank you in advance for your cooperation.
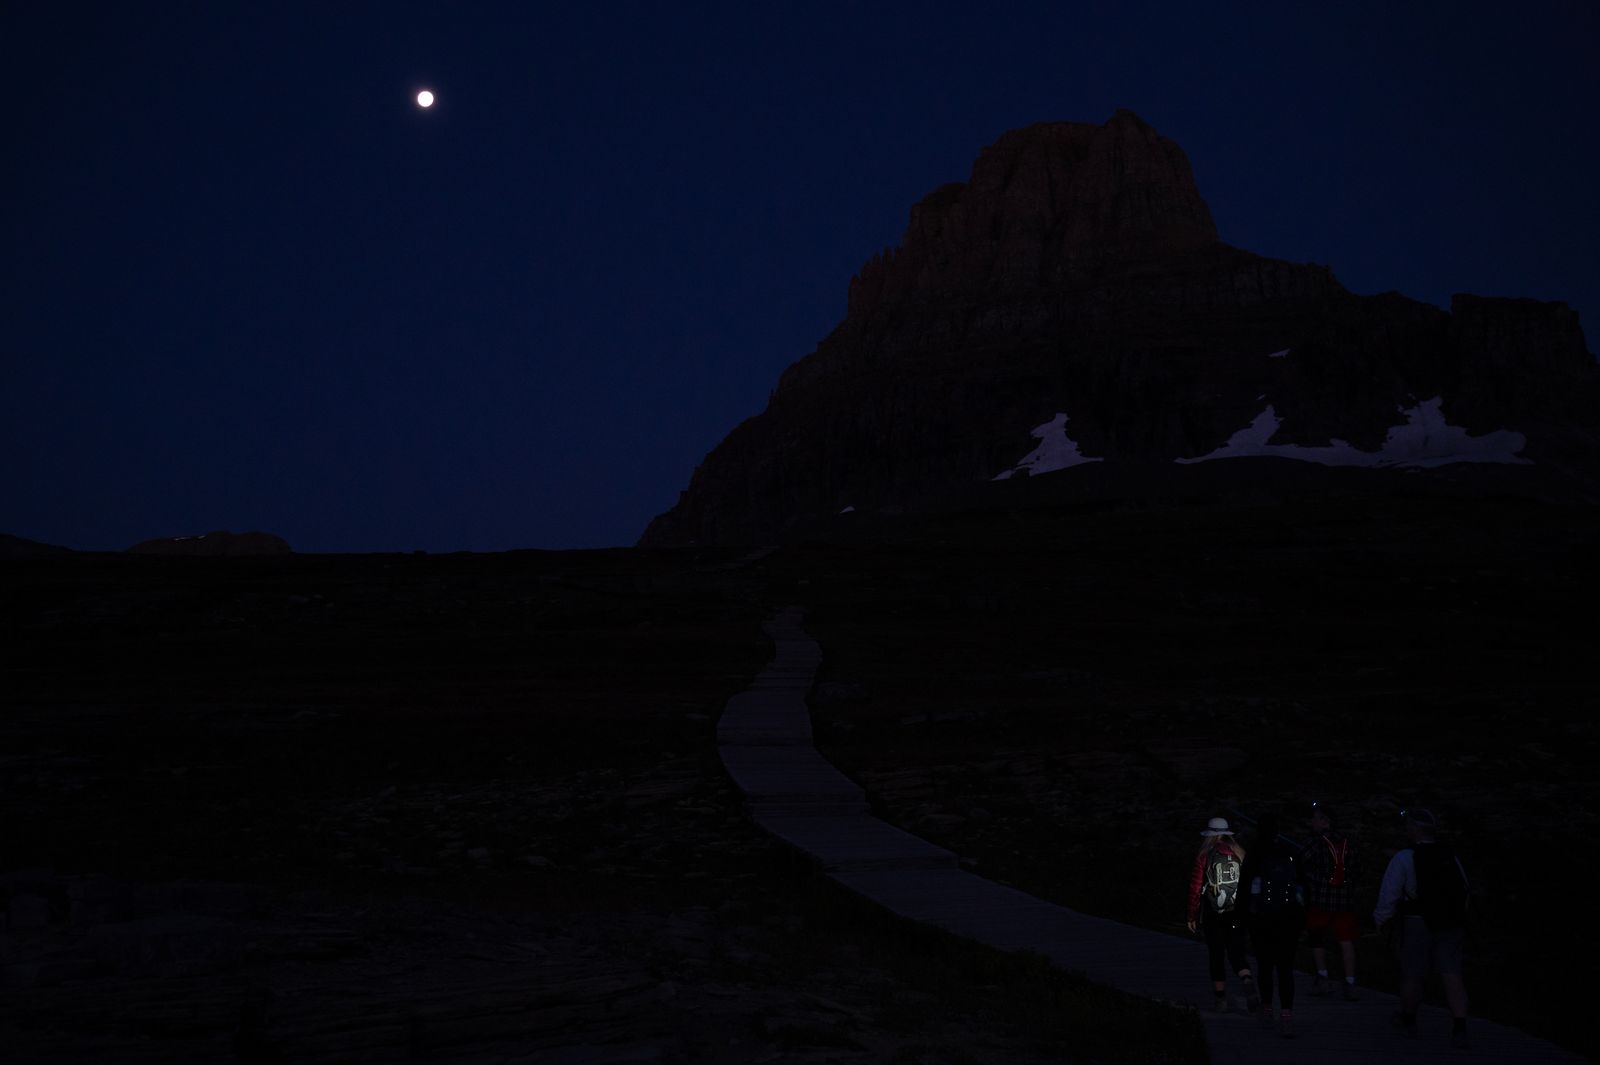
[6,486,1596,1061]
[1,548,1200,1064]
[775,489,1600,1061]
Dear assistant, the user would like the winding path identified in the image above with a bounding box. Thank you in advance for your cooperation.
[718,608,1581,1065]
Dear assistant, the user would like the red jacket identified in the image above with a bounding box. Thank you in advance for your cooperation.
[1188,839,1244,923]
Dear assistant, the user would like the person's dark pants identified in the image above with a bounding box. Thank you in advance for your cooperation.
[1250,912,1306,1010]
[1201,909,1249,983]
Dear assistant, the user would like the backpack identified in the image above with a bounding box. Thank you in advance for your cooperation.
[1250,846,1307,914]
[1409,842,1468,931]
[1204,846,1242,913]
[1323,836,1349,887]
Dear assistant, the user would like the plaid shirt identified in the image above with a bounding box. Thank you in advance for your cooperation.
[1300,833,1360,912]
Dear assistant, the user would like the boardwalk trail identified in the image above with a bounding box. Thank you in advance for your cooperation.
[718,608,1582,1065]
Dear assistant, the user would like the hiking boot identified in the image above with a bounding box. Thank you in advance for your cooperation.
[1258,1005,1275,1029]
[1310,974,1331,996]
[1279,1010,1296,1039]
[1392,1011,1419,1039]
[1242,975,1260,1013]
[1342,981,1360,1001]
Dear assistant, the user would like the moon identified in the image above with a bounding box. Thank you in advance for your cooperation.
[416,90,435,108]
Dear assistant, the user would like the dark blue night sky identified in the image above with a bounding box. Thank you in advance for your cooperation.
[5,2,1596,552]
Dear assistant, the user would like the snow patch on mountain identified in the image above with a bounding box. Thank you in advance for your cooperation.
[993,412,1105,480]
[1176,397,1531,468]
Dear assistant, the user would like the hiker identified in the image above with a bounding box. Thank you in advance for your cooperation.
[1186,816,1258,1013]
[1241,809,1308,1038]
[1374,807,1470,1048]
[1301,801,1361,999]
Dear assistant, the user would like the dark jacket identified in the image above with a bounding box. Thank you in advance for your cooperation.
[1241,838,1309,921]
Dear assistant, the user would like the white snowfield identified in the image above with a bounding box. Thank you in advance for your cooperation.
[993,412,1105,480]
[992,398,1530,481]
[1175,397,1532,468]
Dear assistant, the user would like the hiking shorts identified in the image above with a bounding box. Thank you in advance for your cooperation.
[1396,915,1464,976]
[1305,906,1359,945]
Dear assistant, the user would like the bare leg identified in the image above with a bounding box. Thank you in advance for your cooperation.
[1339,939,1357,980]
[1312,946,1328,972]
[1400,972,1424,1014]
[1441,973,1468,1020]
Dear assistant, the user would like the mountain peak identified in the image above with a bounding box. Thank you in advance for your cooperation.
[641,116,1596,548]
[848,111,1217,319]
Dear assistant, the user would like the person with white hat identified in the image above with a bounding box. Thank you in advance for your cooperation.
[1187,815,1257,1012]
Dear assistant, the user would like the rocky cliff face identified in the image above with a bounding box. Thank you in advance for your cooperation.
[641,112,1598,547]
[846,111,1219,318]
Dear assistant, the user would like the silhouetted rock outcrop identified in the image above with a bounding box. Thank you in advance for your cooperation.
[0,534,76,558]
[128,531,291,557]
[642,111,1598,547]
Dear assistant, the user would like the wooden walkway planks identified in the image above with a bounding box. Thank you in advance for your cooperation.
[718,607,1584,1065]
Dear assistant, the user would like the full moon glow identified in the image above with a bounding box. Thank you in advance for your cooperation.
[416,90,435,108]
